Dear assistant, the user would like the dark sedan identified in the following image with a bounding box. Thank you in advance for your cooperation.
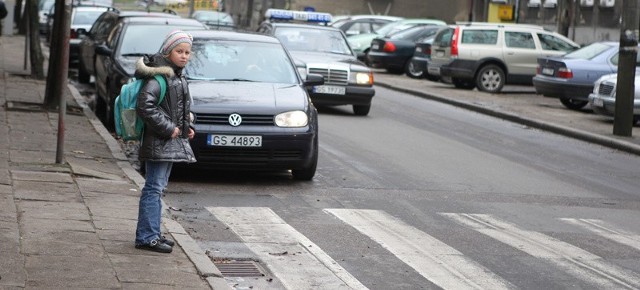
[93,16,205,128]
[366,25,441,74]
[183,30,323,180]
[406,34,439,80]
[77,10,179,83]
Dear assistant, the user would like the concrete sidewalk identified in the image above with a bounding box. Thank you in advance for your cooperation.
[0,36,229,288]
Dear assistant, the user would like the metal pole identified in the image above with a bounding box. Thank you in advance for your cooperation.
[23,1,29,71]
[54,0,72,163]
[613,0,639,137]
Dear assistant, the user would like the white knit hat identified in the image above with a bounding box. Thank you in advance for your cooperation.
[160,30,193,55]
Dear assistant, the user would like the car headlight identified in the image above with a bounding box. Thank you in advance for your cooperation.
[275,110,308,127]
[354,72,373,85]
[297,67,307,80]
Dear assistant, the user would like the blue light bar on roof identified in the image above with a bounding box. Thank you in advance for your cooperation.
[265,9,332,23]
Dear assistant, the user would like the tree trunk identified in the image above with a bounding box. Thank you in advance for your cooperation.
[14,0,23,27]
[557,0,572,37]
[28,0,45,79]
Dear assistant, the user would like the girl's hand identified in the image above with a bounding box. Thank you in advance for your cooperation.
[171,127,180,138]
[188,128,195,140]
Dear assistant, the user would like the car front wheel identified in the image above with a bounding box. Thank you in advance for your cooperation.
[353,104,371,116]
[452,78,475,90]
[560,98,588,110]
[476,64,505,93]
[292,137,318,181]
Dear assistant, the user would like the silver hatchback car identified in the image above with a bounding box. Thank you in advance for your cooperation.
[429,22,579,93]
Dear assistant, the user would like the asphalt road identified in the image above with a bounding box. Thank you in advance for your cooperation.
[160,84,640,289]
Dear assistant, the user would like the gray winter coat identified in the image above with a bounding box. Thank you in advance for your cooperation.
[135,54,196,163]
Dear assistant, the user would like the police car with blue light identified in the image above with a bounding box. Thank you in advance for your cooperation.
[258,9,375,116]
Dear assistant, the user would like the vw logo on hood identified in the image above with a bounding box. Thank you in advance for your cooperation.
[228,113,242,126]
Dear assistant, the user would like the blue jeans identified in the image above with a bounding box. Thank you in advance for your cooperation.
[135,161,173,245]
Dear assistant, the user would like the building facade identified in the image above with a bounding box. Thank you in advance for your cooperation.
[227,0,621,45]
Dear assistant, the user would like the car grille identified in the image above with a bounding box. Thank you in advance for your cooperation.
[598,83,615,96]
[196,148,304,165]
[194,113,274,126]
[308,68,348,85]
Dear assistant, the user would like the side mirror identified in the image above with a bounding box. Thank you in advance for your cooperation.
[304,73,324,87]
[95,44,112,56]
[77,28,88,38]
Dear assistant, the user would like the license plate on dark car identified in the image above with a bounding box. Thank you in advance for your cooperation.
[208,135,262,147]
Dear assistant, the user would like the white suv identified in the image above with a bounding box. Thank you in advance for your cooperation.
[428,22,579,93]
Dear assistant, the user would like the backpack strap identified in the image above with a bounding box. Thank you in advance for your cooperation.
[153,75,167,104]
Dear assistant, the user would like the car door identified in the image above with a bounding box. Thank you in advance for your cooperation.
[502,30,539,77]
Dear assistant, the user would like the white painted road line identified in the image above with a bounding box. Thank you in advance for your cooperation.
[443,213,640,289]
[326,209,512,290]
[207,207,368,290]
[561,218,640,252]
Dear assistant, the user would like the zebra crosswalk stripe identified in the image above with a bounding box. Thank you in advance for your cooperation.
[561,218,640,252]
[326,209,512,290]
[207,207,368,290]
[442,213,640,289]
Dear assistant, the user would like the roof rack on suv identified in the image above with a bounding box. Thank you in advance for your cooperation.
[455,21,545,30]
[264,8,332,25]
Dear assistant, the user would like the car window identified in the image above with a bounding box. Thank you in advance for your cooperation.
[609,52,640,66]
[73,10,107,25]
[505,31,536,49]
[565,42,612,60]
[274,27,352,55]
[345,22,370,35]
[537,33,577,52]
[119,24,204,55]
[434,27,453,47]
[461,29,498,45]
[185,40,298,84]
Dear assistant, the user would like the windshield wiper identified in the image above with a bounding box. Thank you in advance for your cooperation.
[120,53,147,57]
[216,78,256,82]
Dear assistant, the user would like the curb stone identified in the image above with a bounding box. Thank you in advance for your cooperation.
[67,83,232,290]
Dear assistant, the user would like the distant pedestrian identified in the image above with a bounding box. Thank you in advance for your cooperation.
[134,30,196,253]
[0,0,8,37]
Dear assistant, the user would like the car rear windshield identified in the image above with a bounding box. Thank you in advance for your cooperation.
[73,10,108,25]
[118,24,204,55]
[274,27,352,55]
[185,39,298,84]
[564,42,612,60]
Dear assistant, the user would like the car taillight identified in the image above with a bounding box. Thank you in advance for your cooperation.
[557,67,573,79]
[70,29,78,39]
[451,27,460,57]
[426,47,431,56]
[536,65,541,75]
[383,41,396,52]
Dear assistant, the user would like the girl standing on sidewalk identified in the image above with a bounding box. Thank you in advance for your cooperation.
[134,30,196,253]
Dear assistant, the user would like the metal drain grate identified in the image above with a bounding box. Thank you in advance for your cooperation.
[213,260,265,277]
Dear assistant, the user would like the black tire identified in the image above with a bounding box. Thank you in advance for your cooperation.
[292,137,318,181]
[559,98,588,110]
[104,86,116,131]
[78,62,91,84]
[425,73,440,82]
[476,64,505,93]
[452,78,475,90]
[95,94,107,123]
[405,58,424,79]
[353,104,371,116]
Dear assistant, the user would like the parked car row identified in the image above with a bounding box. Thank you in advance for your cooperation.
[359,19,637,124]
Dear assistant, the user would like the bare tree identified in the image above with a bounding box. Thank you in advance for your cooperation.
[27,0,45,79]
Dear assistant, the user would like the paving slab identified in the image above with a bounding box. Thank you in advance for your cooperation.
[10,170,74,183]
[21,231,104,256]
[25,255,120,288]
[12,180,80,201]
[109,253,206,287]
[16,200,90,220]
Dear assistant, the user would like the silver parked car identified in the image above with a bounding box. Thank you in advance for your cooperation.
[588,74,640,124]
